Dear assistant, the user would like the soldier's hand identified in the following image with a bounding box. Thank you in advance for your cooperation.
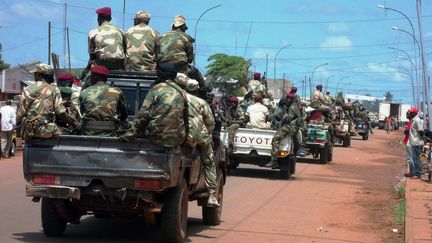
[119,132,136,143]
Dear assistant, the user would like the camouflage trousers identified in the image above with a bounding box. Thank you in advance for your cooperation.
[271,125,298,161]
[228,123,241,145]
[197,139,217,190]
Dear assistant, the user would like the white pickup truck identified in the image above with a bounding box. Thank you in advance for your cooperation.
[220,128,297,179]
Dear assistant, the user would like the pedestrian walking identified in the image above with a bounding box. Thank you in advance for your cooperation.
[385,116,392,134]
[408,107,424,179]
[0,100,16,158]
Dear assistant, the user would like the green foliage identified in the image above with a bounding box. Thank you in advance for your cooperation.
[0,57,10,72]
[206,53,251,95]
[384,91,393,102]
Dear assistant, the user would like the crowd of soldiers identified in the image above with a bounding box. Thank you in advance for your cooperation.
[16,7,219,207]
[221,73,374,168]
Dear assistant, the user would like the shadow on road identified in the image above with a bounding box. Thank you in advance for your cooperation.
[228,167,289,180]
[12,215,212,243]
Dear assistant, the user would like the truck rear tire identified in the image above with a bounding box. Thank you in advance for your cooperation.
[362,133,369,140]
[342,135,350,147]
[290,156,296,174]
[41,198,67,237]
[328,145,333,162]
[320,146,329,164]
[202,173,224,225]
[161,179,189,243]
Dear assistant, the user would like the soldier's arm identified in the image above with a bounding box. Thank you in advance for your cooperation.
[16,90,26,124]
[202,102,215,133]
[154,30,161,61]
[131,90,153,132]
[117,90,128,122]
[186,38,194,64]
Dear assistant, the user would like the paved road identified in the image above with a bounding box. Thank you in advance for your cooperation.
[0,130,404,242]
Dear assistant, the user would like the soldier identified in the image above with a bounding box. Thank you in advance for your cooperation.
[16,63,78,140]
[179,75,219,207]
[56,73,80,110]
[325,91,335,106]
[87,7,125,71]
[310,84,327,110]
[225,96,245,153]
[121,63,189,147]
[269,98,288,129]
[124,11,160,71]
[352,100,361,119]
[246,95,271,129]
[157,15,194,73]
[56,73,81,135]
[290,86,302,106]
[266,92,301,168]
[79,65,128,136]
[247,72,266,98]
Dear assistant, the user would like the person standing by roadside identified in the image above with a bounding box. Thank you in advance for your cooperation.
[1,100,16,158]
[408,107,424,179]
[403,110,414,177]
[385,116,392,134]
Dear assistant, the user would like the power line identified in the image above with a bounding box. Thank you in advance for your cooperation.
[3,31,62,51]
[32,0,432,25]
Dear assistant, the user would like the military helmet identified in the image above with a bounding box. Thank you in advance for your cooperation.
[30,63,53,75]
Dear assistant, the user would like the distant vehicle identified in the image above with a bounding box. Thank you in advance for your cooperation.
[378,103,411,129]
[368,114,379,128]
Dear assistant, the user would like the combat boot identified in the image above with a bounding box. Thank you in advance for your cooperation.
[265,160,278,169]
[207,189,220,207]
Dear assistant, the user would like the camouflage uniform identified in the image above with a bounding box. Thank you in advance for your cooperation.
[352,102,360,119]
[16,80,66,139]
[57,87,81,135]
[79,83,128,136]
[187,93,217,190]
[157,30,194,71]
[271,102,301,162]
[310,90,327,110]
[128,80,187,147]
[325,94,335,106]
[124,23,160,71]
[88,22,125,70]
[247,79,266,97]
[226,105,245,145]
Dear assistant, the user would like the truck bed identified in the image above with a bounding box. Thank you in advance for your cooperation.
[24,135,183,190]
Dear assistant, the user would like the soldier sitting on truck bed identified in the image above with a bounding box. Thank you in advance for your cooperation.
[121,62,188,147]
[225,96,246,154]
[79,65,128,136]
[265,92,301,168]
[175,73,219,207]
[245,94,271,129]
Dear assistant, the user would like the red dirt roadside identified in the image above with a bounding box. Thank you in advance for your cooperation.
[187,129,406,242]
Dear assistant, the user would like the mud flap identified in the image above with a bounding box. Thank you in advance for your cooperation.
[277,156,291,171]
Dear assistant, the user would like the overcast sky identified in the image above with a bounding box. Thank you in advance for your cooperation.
[0,0,431,103]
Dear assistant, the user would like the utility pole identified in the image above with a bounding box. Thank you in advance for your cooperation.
[416,0,431,129]
[265,54,268,80]
[67,27,71,71]
[62,2,67,69]
[48,21,51,65]
[122,0,126,30]
[282,73,286,97]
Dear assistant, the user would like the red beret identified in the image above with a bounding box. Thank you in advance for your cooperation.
[291,86,298,92]
[57,73,74,81]
[96,7,111,16]
[316,84,323,89]
[410,107,418,113]
[286,92,296,99]
[91,65,110,76]
[253,72,261,78]
[230,96,239,103]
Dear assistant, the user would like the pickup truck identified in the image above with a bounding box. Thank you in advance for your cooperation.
[303,122,334,164]
[23,71,228,243]
[334,119,351,147]
[220,128,298,179]
[355,119,369,140]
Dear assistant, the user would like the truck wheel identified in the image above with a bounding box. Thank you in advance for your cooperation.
[202,173,224,225]
[342,135,350,147]
[320,146,329,164]
[161,179,189,243]
[41,198,67,237]
[290,156,297,174]
[328,146,333,162]
[9,141,15,156]
[362,133,369,140]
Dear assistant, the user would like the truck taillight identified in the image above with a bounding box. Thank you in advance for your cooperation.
[33,175,59,185]
[134,179,161,190]
[278,151,287,157]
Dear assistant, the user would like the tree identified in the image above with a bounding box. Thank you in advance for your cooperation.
[206,53,251,96]
[384,91,393,102]
[0,48,10,73]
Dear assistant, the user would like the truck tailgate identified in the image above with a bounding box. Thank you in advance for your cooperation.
[24,136,181,187]
[220,128,292,156]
